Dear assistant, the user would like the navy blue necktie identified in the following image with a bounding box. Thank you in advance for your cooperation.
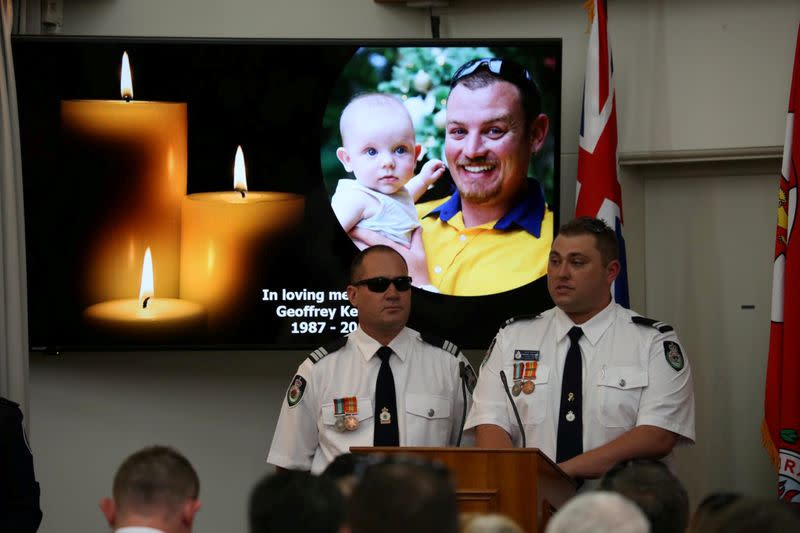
[373,346,400,446]
[556,327,584,463]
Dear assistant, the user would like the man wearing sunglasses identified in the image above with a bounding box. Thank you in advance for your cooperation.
[415,57,554,296]
[267,245,475,473]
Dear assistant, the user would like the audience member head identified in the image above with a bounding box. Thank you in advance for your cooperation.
[690,496,800,533]
[99,445,201,533]
[348,455,458,533]
[459,512,524,533]
[249,469,344,533]
[686,491,741,532]
[544,491,649,533]
[599,458,689,533]
[321,453,369,499]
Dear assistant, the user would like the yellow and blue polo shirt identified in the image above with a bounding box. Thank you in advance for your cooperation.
[416,180,553,296]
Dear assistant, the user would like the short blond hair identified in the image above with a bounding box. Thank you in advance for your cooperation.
[339,92,413,146]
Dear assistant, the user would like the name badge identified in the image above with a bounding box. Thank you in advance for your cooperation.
[514,350,540,362]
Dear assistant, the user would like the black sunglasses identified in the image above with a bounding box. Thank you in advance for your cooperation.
[451,57,535,90]
[352,276,413,292]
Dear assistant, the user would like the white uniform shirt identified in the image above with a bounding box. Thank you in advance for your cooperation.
[465,302,695,463]
[268,326,474,473]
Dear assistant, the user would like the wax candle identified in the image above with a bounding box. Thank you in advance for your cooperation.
[83,248,206,342]
[61,52,187,308]
[180,147,304,331]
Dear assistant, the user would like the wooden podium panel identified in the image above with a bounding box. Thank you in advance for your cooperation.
[351,447,576,533]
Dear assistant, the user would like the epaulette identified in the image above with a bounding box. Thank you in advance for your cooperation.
[420,332,461,357]
[307,337,348,364]
[501,313,542,329]
[632,316,674,333]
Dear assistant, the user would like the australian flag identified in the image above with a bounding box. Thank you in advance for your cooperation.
[575,0,629,308]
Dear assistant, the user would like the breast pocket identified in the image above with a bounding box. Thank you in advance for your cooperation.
[597,366,647,428]
[506,363,551,426]
[320,397,374,444]
[404,393,452,446]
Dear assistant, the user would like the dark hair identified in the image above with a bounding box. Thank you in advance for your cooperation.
[449,58,542,129]
[112,445,199,511]
[687,492,742,532]
[692,496,800,533]
[558,217,619,266]
[349,245,407,283]
[348,456,458,533]
[599,458,689,533]
[322,452,367,481]
[248,470,345,533]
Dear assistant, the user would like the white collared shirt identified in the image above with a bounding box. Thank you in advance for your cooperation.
[465,302,695,462]
[267,326,473,473]
[115,527,166,533]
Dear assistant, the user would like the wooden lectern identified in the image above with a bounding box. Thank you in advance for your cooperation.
[350,447,577,533]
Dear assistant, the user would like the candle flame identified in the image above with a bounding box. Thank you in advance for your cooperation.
[139,247,154,308]
[121,51,133,101]
[234,145,248,193]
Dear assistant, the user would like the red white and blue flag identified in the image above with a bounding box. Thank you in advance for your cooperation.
[575,0,629,308]
[763,23,800,505]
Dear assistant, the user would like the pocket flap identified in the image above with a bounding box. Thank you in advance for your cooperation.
[405,393,451,420]
[598,366,648,389]
[322,397,374,425]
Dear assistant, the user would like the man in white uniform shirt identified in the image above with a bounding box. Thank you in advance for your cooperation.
[465,217,694,481]
[268,245,474,473]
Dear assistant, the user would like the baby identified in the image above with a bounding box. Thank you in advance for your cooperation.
[331,93,445,248]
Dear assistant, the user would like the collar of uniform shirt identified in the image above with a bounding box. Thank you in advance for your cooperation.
[553,299,616,346]
[352,326,411,363]
[422,178,546,237]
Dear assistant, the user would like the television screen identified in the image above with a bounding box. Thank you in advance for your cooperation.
[13,36,561,351]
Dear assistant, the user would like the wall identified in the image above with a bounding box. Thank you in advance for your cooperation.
[22,1,800,532]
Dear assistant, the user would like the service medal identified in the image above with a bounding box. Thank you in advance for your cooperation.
[334,416,346,432]
[344,415,359,431]
[511,381,522,396]
[522,362,537,394]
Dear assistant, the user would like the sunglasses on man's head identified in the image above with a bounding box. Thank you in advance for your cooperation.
[450,57,535,89]
[352,276,413,293]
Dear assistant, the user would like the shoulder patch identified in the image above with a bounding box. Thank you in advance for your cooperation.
[420,332,461,357]
[632,316,674,333]
[307,337,348,364]
[664,341,685,371]
[286,375,307,407]
[502,314,542,329]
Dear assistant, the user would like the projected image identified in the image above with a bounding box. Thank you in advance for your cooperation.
[14,38,560,351]
[321,46,560,297]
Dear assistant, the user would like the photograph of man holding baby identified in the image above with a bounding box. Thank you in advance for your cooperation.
[320,46,561,297]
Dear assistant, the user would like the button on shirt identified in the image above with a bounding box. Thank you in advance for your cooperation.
[465,302,695,463]
[268,326,472,473]
[415,180,554,296]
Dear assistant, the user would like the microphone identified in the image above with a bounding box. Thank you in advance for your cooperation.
[500,370,526,448]
[456,361,468,447]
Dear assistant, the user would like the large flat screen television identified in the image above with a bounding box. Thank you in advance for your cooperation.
[13,36,561,351]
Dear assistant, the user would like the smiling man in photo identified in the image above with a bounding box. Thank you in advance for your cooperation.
[415,57,554,296]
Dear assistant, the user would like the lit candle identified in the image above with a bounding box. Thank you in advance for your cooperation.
[61,52,187,308]
[180,146,304,331]
[83,247,206,341]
